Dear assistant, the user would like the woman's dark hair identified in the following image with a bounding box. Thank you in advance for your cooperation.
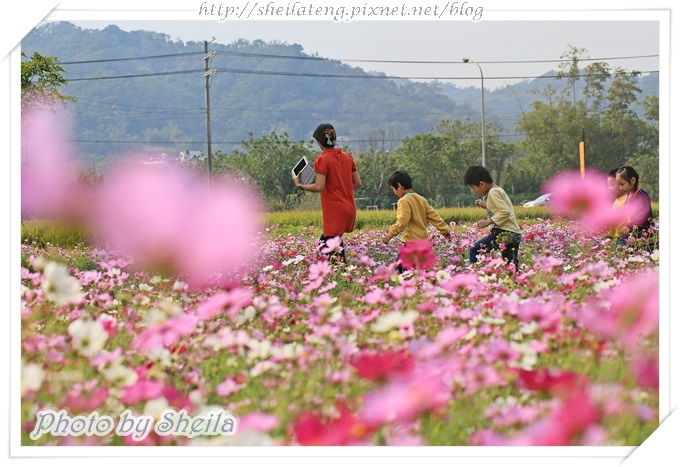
[463,165,493,186]
[388,170,412,189]
[608,167,620,178]
[313,123,336,148]
[617,165,640,191]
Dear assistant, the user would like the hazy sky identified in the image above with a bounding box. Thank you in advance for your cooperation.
[66,19,660,90]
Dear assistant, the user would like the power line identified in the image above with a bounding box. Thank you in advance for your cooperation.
[59,51,204,65]
[67,69,203,81]
[40,46,659,67]
[216,49,658,65]
[65,67,658,82]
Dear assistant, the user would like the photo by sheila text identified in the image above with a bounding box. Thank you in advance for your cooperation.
[198,1,484,22]
[30,409,237,442]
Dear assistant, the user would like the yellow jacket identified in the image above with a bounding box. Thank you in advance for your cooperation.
[607,195,628,238]
[387,192,450,242]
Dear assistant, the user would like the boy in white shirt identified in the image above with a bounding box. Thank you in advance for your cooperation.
[464,165,522,270]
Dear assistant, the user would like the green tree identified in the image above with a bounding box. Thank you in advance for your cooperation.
[436,119,516,185]
[354,126,396,208]
[639,94,659,155]
[215,132,316,210]
[515,45,653,185]
[392,132,460,206]
[21,51,75,114]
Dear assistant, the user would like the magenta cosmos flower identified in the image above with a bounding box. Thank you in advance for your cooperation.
[399,239,437,270]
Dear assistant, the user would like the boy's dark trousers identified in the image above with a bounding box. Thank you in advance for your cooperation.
[469,227,521,270]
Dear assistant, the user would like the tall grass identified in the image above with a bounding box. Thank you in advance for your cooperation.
[266,206,552,235]
[21,220,89,249]
[22,202,659,246]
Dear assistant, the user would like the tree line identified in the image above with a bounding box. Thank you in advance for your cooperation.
[214,47,658,210]
[22,45,659,211]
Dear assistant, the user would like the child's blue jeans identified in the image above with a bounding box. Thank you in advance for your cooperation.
[469,228,521,270]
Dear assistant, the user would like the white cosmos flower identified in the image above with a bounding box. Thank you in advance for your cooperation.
[147,347,172,367]
[435,270,451,282]
[144,397,170,419]
[510,342,538,370]
[370,310,419,333]
[21,362,45,396]
[138,283,153,292]
[142,308,169,327]
[68,319,108,356]
[592,277,621,293]
[41,262,84,305]
[104,363,139,387]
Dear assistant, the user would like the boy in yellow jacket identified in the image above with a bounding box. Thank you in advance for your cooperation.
[382,171,450,270]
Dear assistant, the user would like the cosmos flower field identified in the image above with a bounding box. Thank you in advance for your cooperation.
[19,107,660,448]
[20,219,659,447]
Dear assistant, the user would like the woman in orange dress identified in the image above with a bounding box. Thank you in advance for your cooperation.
[293,123,362,262]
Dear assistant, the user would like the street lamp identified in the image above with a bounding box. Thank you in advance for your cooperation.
[462,57,486,167]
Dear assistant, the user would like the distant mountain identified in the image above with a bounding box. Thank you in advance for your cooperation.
[22,22,658,166]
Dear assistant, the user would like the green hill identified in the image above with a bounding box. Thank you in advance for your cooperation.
[22,22,658,169]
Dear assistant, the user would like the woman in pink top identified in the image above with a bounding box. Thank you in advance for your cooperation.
[293,123,362,262]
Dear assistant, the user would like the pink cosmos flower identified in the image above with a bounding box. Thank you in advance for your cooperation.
[302,260,334,293]
[239,412,280,432]
[216,377,244,397]
[349,349,415,381]
[293,402,369,446]
[161,384,194,412]
[195,288,253,321]
[178,181,263,289]
[515,368,588,398]
[543,169,634,233]
[579,271,658,350]
[415,325,469,359]
[631,354,659,391]
[362,287,387,305]
[517,300,562,332]
[319,236,343,255]
[21,107,82,220]
[60,380,109,413]
[438,273,479,293]
[473,391,601,446]
[92,161,192,269]
[309,260,333,280]
[399,239,437,270]
[132,313,198,351]
[97,314,118,337]
[92,161,263,290]
[486,338,521,364]
[359,366,451,429]
[119,379,164,405]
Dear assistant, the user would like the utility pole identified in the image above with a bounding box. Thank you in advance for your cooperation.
[204,39,217,187]
[579,128,586,179]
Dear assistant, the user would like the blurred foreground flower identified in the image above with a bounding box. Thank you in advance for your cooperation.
[93,160,263,289]
[543,170,634,233]
[21,107,83,220]
[349,349,415,381]
[578,271,658,350]
[293,402,368,446]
